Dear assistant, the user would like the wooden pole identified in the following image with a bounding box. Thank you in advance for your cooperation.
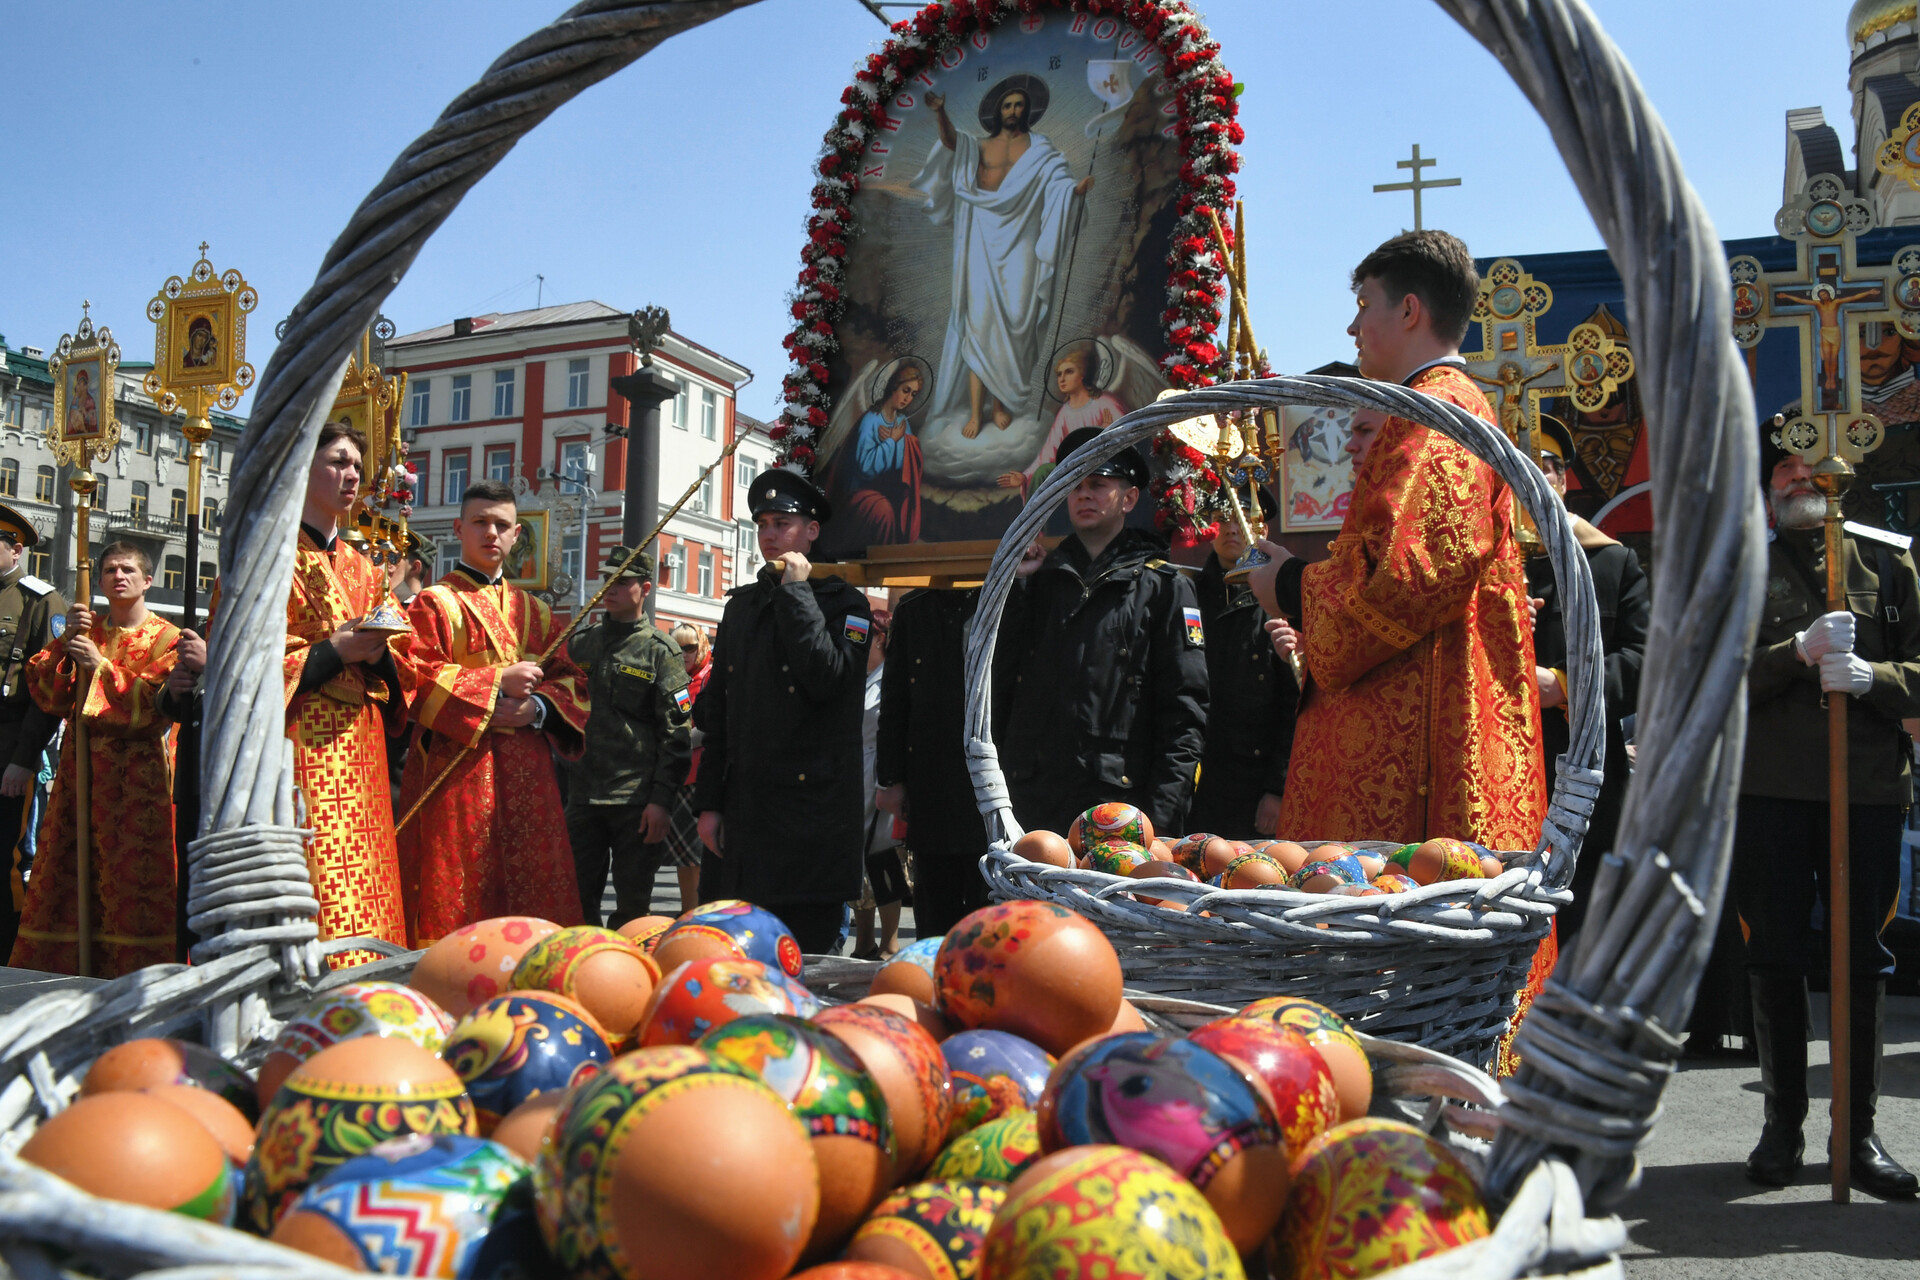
[180,389,211,634]
[1812,450,1853,1204]
[69,470,95,979]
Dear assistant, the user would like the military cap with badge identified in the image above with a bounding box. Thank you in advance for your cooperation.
[1055,425,1151,489]
[749,468,832,523]
[602,544,656,582]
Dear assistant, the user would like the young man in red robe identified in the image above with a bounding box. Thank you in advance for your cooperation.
[397,480,587,943]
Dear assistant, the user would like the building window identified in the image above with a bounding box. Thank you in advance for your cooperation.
[29,548,50,580]
[206,440,222,471]
[34,466,54,504]
[698,547,713,597]
[567,358,590,409]
[198,561,216,592]
[166,427,185,457]
[450,374,472,423]
[170,489,187,524]
[3,398,19,427]
[134,421,152,454]
[561,530,582,580]
[700,388,717,440]
[696,473,713,513]
[410,378,431,427]
[737,457,758,489]
[663,544,685,591]
[560,440,589,483]
[202,498,219,530]
[671,379,689,431]
[0,460,16,498]
[492,368,516,419]
[486,446,514,483]
[130,481,149,520]
[443,452,470,505]
[163,556,184,591]
[94,479,107,509]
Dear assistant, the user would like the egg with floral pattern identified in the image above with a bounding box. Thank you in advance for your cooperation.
[1083,839,1151,876]
[847,1179,1007,1280]
[1067,802,1153,854]
[654,899,805,978]
[1234,997,1372,1120]
[927,1110,1042,1184]
[442,992,613,1134]
[256,982,457,1108]
[638,956,821,1048]
[814,1003,954,1183]
[933,903,1121,1057]
[510,925,661,1046]
[411,917,562,1019]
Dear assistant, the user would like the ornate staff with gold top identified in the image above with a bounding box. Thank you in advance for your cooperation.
[46,303,122,978]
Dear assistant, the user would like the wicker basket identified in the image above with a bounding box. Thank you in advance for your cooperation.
[0,1,1761,1277]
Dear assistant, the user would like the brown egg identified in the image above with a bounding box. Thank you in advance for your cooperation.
[1199,836,1241,879]
[934,903,1123,1058]
[1405,838,1493,886]
[144,1083,254,1165]
[82,1038,256,1120]
[859,992,951,1041]
[269,1208,365,1269]
[490,1087,573,1162]
[790,1264,920,1279]
[21,1092,229,1216]
[1148,838,1174,862]
[1010,829,1073,868]
[813,1004,953,1182]
[1128,859,1198,907]
[869,956,938,1006]
[1356,854,1388,879]
[410,916,561,1017]
[1110,998,1149,1035]
[618,913,676,945]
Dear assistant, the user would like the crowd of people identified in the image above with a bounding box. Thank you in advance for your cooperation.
[0,229,1912,1198]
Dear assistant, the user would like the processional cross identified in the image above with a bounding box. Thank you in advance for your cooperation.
[1372,143,1460,231]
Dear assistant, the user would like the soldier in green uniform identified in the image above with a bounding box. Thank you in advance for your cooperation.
[564,546,692,928]
[0,501,66,962]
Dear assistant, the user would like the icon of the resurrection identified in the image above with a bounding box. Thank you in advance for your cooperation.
[812,10,1189,559]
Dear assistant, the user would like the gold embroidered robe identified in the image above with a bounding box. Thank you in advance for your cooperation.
[10,612,179,976]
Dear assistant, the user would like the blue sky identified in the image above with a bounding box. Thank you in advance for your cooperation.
[0,1,1858,423]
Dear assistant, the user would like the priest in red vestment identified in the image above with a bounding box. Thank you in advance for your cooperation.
[1253,230,1547,852]
[397,480,586,944]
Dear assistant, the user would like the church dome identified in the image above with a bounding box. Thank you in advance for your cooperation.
[1851,0,1917,53]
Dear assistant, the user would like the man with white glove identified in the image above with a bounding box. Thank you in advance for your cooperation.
[1733,442,1920,1200]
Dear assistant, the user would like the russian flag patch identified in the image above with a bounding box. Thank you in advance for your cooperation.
[671,685,693,714]
[1183,606,1205,649]
[844,615,872,645]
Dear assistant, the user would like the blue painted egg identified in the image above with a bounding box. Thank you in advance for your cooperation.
[654,899,805,978]
[442,991,614,1134]
[941,1029,1054,1142]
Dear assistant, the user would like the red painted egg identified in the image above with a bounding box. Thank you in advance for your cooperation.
[814,1003,954,1183]
[1235,996,1372,1120]
[934,902,1122,1057]
[409,916,560,1017]
[638,955,820,1048]
[1188,1018,1339,1161]
[511,925,661,1045]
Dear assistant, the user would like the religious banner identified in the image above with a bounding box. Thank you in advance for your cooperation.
[1278,404,1354,532]
[771,0,1243,561]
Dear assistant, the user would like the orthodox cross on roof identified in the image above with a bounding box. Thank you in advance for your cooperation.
[1728,172,1920,464]
[1372,143,1460,231]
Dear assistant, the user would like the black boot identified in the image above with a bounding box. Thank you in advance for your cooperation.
[1745,972,1808,1187]
[1845,978,1918,1199]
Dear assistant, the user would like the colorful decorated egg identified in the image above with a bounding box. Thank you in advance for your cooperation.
[791,1265,922,1280]
[638,955,820,1047]
[934,903,1122,1057]
[1275,1119,1490,1278]
[940,1030,1052,1142]
[21,1092,235,1223]
[257,982,457,1107]
[244,1036,477,1233]
[270,1133,527,1276]
[1235,997,1372,1120]
[1372,873,1419,894]
[869,935,945,1004]
[1258,840,1314,876]
[927,1110,1042,1184]
[442,991,613,1133]
[1084,839,1150,876]
[1187,1018,1339,1162]
[411,916,562,1018]
[981,1145,1244,1279]
[1396,837,1499,885]
[846,1179,1007,1280]
[616,914,675,952]
[510,926,660,1045]
[861,992,952,1041]
[654,899,805,978]
[533,1046,819,1280]
[814,1003,955,1182]
[1067,802,1153,855]
[1166,832,1216,872]
[82,1036,258,1121]
[1214,852,1284,889]
[700,1015,896,1257]
[1037,1032,1287,1251]
[1292,855,1369,892]
[1009,829,1074,868]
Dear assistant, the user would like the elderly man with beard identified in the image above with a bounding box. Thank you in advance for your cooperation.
[1733,428,1920,1199]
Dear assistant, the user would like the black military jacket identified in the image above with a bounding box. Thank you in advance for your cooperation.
[995,528,1209,834]
[876,588,987,862]
[691,565,874,902]
[1744,522,1920,805]
[1188,554,1297,835]
[567,617,692,809]
[0,566,65,771]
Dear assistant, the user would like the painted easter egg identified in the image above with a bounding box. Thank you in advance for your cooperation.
[700,1015,896,1258]
[814,1003,955,1183]
[411,916,562,1018]
[1067,802,1153,855]
[442,991,613,1133]
[1274,1119,1490,1278]
[257,982,457,1107]
[1083,839,1150,876]
[927,1110,1042,1184]
[1128,859,1200,907]
[1215,852,1284,890]
[82,1036,258,1121]
[21,1091,234,1223]
[1234,997,1372,1120]
[861,992,952,1041]
[511,926,661,1046]
[1037,1032,1287,1252]
[1292,856,1368,893]
[244,1036,476,1233]
[617,914,676,953]
[1187,1018,1339,1161]
[270,1133,526,1276]
[941,1030,1053,1142]
[638,955,821,1048]
[980,1145,1244,1279]
[870,935,946,1005]
[533,1046,818,1280]
[846,1179,1007,1280]
[1402,838,1494,886]
[1166,832,1216,872]
[934,903,1121,1057]
[655,899,805,978]
[1372,873,1419,894]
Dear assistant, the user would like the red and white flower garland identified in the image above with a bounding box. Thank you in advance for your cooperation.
[771,0,1243,544]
